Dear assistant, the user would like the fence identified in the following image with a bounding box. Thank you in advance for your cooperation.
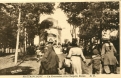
[0,48,25,55]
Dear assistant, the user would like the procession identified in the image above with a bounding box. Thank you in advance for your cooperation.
[0,2,120,75]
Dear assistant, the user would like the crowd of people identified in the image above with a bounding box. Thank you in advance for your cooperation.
[35,38,119,75]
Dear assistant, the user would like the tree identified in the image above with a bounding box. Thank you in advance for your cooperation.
[0,4,17,49]
[59,2,89,38]
[80,2,119,44]
[59,2,119,47]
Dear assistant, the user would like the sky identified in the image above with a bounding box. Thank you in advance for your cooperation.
[39,3,72,43]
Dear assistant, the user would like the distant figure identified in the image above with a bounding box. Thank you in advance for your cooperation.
[91,40,101,55]
[62,41,71,54]
[83,45,90,56]
[101,40,118,74]
[67,39,86,74]
[36,46,41,61]
[36,46,44,62]
[39,41,59,74]
[62,43,68,54]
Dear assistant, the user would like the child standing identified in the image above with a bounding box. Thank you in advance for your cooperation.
[88,53,102,74]
[88,42,102,74]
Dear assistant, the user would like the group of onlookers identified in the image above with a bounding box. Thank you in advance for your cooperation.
[35,38,119,74]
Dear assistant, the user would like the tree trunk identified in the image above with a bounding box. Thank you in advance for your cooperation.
[15,8,21,64]
[24,28,27,53]
[99,20,102,45]
[72,25,76,39]
[74,26,76,38]
[70,24,73,37]
[15,29,20,64]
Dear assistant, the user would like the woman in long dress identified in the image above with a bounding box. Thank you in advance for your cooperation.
[101,40,118,74]
[39,42,59,74]
[67,39,86,74]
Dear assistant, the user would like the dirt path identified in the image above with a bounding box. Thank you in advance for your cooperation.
[0,54,120,75]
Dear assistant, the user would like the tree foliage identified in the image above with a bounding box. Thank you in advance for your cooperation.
[0,3,55,48]
[59,2,119,40]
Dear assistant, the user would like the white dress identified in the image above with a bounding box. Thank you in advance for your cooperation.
[67,47,86,74]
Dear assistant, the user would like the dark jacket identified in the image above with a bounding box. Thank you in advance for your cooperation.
[41,44,59,74]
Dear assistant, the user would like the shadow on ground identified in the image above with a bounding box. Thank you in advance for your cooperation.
[24,57,37,61]
[0,66,34,75]
[21,55,37,62]
[0,53,14,57]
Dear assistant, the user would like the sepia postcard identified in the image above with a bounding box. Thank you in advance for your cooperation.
[0,0,120,78]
